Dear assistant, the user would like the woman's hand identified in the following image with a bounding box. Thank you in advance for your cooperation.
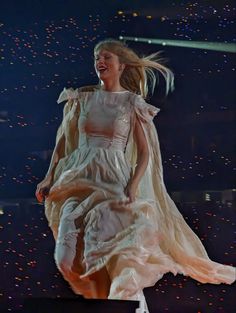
[35,174,53,203]
[124,179,138,204]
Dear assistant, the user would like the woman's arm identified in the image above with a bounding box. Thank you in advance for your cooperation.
[36,132,66,202]
[35,98,75,202]
[130,116,149,187]
[45,133,65,181]
[124,115,149,203]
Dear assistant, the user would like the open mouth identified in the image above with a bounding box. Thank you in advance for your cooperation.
[98,67,108,74]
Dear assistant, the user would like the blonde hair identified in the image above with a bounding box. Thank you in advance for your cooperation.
[94,38,175,99]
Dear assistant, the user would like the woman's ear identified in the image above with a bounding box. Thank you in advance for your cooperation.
[119,63,126,71]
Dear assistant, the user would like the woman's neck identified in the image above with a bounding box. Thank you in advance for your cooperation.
[100,81,126,92]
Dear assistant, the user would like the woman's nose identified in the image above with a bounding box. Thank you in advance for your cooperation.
[97,59,105,66]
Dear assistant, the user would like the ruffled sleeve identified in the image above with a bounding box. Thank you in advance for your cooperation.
[57,87,81,104]
[133,94,160,123]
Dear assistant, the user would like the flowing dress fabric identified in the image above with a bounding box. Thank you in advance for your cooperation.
[44,87,235,299]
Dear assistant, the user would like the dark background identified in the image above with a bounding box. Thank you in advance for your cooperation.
[0,0,235,198]
[0,2,235,312]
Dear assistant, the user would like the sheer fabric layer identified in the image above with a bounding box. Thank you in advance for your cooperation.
[44,87,235,299]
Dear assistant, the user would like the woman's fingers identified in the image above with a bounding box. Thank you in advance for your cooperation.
[35,186,51,203]
[128,196,134,203]
[35,191,42,203]
[124,188,134,203]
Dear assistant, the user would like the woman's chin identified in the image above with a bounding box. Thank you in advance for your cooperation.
[98,73,112,80]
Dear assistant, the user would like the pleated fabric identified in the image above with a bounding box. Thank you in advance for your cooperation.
[44,86,235,300]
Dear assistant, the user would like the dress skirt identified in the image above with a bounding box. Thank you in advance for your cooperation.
[44,88,235,300]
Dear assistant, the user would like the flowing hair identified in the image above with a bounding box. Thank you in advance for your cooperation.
[94,38,175,99]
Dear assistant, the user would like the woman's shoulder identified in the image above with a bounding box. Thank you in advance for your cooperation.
[57,85,100,104]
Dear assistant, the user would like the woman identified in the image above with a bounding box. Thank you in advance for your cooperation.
[35,39,235,313]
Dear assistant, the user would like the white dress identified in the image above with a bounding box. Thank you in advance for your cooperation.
[44,86,235,301]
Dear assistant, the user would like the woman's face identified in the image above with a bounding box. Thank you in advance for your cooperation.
[94,49,125,82]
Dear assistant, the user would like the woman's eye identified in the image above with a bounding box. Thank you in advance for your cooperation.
[94,55,111,61]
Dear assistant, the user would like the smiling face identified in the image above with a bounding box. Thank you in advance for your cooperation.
[94,49,125,82]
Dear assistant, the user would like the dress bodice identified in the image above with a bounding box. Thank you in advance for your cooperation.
[78,90,133,152]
